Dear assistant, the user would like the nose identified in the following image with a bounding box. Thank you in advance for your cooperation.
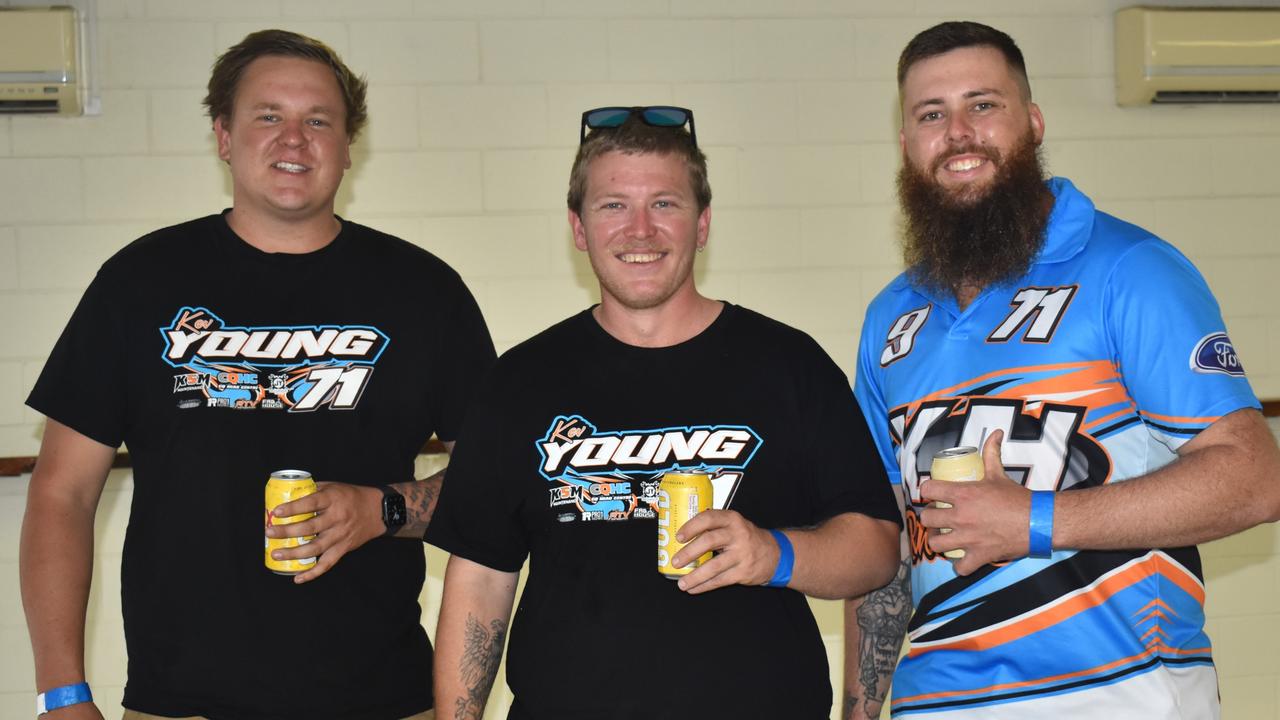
[626,208,656,239]
[278,119,306,148]
[945,113,974,144]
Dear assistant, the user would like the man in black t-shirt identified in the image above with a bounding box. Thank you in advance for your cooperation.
[21,31,494,720]
[427,108,902,719]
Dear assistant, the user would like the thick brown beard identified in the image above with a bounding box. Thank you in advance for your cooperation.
[897,132,1053,298]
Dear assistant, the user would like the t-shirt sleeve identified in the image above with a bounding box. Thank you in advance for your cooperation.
[425,371,529,572]
[854,312,903,488]
[802,342,901,528]
[1105,238,1260,449]
[26,266,128,448]
[426,271,497,442]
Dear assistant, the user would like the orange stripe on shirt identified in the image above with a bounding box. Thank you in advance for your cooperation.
[909,553,1203,657]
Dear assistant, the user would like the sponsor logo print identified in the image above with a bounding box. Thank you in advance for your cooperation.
[536,415,760,523]
[1190,333,1245,377]
[160,307,388,412]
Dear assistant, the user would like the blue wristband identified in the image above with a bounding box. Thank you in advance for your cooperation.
[1028,491,1055,559]
[36,682,92,715]
[766,529,794,587]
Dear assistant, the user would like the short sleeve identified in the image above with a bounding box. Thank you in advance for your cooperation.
[1105,239,1259,446]
[854,312,903,488]
[802,343,901,528]
[26,266,129,448]
[424,371,529,572]
[425,272,496,442]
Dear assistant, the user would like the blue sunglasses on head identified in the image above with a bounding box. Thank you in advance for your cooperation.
[579,106,697,149]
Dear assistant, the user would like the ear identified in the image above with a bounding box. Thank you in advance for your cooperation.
[569,208,588,251]
[1028,102,1045,145]
[214,116,232,164]
[899,126,907,156]
[695,205,712,250]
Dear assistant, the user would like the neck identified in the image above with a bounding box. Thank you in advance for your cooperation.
[593,292,723,348]
[955,283,982,310]
[225,207,341,254]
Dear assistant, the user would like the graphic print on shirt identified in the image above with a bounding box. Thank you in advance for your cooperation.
[886,362,1121,564]
[161,306,388,412]
[536,414,762,522]
[987,285,1077,343]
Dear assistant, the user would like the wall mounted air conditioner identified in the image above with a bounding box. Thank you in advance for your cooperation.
[0,6,81,115]
[1115,6,1280,106]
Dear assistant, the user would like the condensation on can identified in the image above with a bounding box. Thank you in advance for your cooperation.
[929,446,984,559]
[265,469,318,575]
[657,471,714,578]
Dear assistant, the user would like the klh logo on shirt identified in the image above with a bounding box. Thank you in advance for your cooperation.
[536,415,762,523]
[892,396,1110,563]
[160,306,389,412]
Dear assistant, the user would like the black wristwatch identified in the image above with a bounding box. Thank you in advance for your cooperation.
[379,485,407,536]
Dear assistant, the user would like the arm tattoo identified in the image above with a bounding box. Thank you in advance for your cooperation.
[851,555,912,719]
[394,469,443,537]
[454,613,506,720]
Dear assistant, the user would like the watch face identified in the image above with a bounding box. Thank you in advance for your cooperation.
[384,493,407,527]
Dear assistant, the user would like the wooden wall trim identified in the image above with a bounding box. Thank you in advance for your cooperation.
[0,438,449,477]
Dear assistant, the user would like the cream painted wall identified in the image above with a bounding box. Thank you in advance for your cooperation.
[1,0,1278,718]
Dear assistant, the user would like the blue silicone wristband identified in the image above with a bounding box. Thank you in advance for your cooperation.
[37,682,92,714]
[766,529,794,587]
[1028,491,1055,559]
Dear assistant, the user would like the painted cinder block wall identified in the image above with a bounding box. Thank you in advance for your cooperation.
[1,1,1277,717]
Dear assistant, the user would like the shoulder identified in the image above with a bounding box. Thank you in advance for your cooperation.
[97,215,223,279]
[500,312,587,364]
[725,304,842,373]
[342,220,466,281]
[1082,212,1204,288]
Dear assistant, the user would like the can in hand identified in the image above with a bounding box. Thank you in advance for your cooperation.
[929,446,984,559]
[657,471,714,578]
[265,469,318,575]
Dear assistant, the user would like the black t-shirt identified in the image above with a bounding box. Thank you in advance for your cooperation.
[427,304,898,720]
[27,214,496,720]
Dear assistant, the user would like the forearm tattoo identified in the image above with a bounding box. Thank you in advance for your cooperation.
[454,614,506,720]
[397,471,442,536]
[848,556,912,719]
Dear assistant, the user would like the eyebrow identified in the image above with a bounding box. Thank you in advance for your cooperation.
[908,87,1006,116]
[249,102,337,115]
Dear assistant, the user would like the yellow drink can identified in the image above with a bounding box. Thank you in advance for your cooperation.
[265,469,317,575]
[657,471,714,578]
[930,446,984,559]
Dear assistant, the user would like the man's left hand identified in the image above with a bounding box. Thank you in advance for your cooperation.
[669,509,780,594]
[265,482,385,584]
[919,430,1033,575]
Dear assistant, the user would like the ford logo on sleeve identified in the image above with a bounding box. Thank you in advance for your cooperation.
[1190,333,1245,376]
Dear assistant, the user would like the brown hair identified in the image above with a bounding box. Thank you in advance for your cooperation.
[898,21,1032,100]
[567,115,711,215]
[204,29,369,141]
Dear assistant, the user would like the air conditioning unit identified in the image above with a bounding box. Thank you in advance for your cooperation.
[1115,6,1280,106]
[0,6,81,115]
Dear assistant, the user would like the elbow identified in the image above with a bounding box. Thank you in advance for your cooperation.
[829,518,901,600]
[866,523,902,590]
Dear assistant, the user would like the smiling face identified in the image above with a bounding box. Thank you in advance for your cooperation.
[899,45,1044,206]
[214,55,351,225]
[569,150,710,314]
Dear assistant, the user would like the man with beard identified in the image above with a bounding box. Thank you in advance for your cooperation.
[842,21,1280,720]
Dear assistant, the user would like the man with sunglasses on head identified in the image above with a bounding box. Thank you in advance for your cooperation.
[427,106,902,719]
[843,21,1280,720]
[21,30,494,719]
